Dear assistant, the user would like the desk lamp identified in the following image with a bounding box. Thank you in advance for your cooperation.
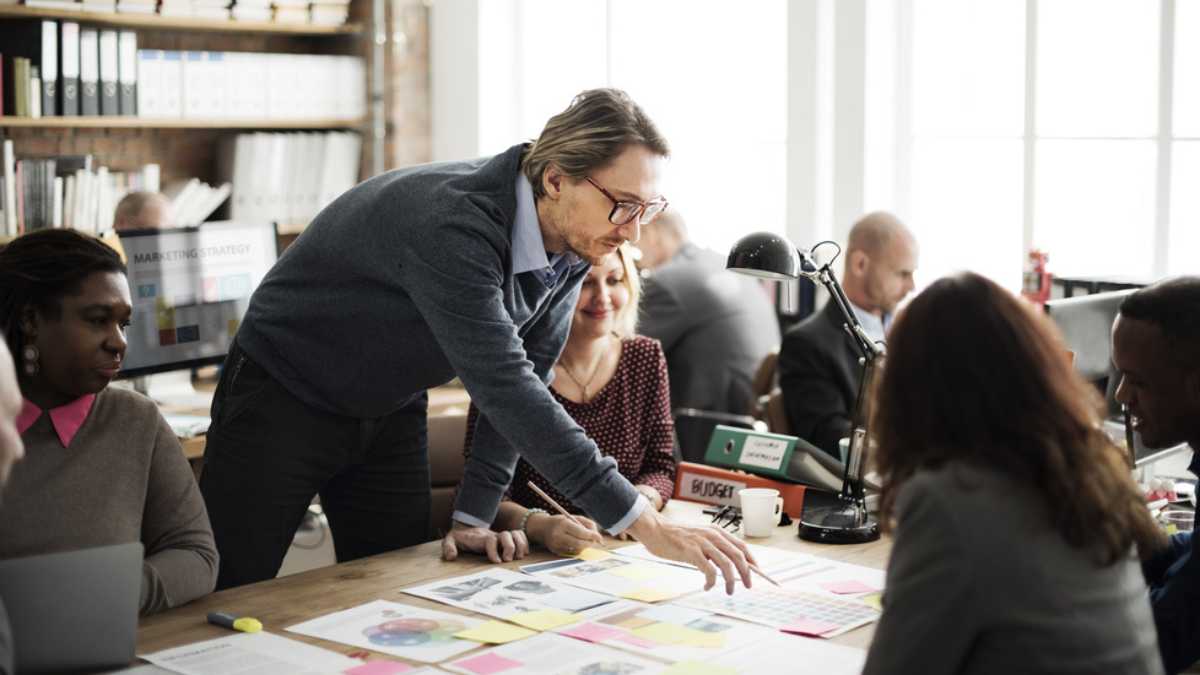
[726,232,881,544]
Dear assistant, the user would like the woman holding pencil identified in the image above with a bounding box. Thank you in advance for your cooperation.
[455,243,677,558]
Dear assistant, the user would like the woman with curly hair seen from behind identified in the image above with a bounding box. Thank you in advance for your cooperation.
[862,271,1165,675]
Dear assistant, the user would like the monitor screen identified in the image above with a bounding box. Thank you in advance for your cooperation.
[118,221,278,377]
[1044,289,1136,390]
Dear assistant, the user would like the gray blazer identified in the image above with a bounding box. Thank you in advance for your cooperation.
[863,462,1163,675]
[638,243,780,415]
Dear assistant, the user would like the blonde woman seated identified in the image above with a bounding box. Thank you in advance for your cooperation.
[862,272,1164,675]
[459,244,676,559]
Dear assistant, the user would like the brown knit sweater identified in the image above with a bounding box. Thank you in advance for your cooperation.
[0,387,217,615]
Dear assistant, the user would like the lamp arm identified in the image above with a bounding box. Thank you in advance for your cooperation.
[798,251,883,511]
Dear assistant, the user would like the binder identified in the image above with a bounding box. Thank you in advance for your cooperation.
[98,30,118,115]
[59,21,79,116]
[182,51,205,118]
[136,49,160,117]
[117,30,136,115]
[673,462,808,518]
[0,20,58,116]
[160,50,183,118]
[79,28,99,116]
[38,21,56,117]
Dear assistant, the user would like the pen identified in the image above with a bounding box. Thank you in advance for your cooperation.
[207,611,262,633]
[526,481,606,549]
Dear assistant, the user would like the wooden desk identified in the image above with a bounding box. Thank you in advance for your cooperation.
[135,500,890,667]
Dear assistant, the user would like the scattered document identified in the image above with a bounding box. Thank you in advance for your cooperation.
[286,600,486,663]
[554,599,776,663]
[702,632,867,675]
[611,543,818,579]
[520,556,707,603]
[139,631,360,675]
[441,632,669,675]
[676,587,878,638]
[403,568,614,623]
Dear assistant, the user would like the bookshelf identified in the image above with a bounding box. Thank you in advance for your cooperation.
[1,0,389,234]
[0,115,365,129]
[0,6,363,34]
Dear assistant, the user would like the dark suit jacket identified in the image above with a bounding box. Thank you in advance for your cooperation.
[778,299,861,458]
[639,243,780,415]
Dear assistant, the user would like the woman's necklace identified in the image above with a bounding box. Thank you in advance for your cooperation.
[558,335,614,403]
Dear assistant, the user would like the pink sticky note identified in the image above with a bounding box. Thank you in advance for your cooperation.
[612,632,660,649]
[780,618,840,637]
[344,661,414,675]
[560,622,625,644]
[454,652,524,675]
[819,579,879,595]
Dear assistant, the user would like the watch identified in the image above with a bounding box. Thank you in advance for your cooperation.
[518,508,548,535]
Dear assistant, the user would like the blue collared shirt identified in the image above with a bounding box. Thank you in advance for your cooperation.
[511,174,583,288]
[452,173,647,535]
[849,300,891,345]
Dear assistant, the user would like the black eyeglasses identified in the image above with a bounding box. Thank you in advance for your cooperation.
[585,177,669,227]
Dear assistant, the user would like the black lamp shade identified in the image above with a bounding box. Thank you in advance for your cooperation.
[726,231,801,280]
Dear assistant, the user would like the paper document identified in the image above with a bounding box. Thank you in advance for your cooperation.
[553,598,776,663]
[520,556,707,603]
[403,569,615,623]
[611,542,820,579]
[702,632,866,674]
[676,586,878,638]
[139,631,361,675]
[285,600,486,663]
[441,632,669,675]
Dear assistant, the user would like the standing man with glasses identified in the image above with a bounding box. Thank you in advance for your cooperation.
[200,88,758,593]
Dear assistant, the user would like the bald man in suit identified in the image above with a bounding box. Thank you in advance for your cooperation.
[636,211,780,415]
[778,212,918,458]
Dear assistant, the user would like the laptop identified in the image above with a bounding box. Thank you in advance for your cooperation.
[0,542,143,674]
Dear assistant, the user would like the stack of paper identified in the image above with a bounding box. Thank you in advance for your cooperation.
[114,0,156,15]
[230,0,271,21]
[309,0,348,26]
[272,0,308,23]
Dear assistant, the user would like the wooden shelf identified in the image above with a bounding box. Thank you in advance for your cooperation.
[0,5,361,35]
[0,115,365,129]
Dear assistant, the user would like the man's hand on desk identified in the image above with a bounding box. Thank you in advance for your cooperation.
[527,513,603,557]
[626,507,756,595]
[441,523,530,563]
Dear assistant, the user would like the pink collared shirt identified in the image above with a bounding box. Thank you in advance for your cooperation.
[16,394,97,448]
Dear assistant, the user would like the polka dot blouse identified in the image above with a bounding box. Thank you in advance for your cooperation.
[463,335,678,514]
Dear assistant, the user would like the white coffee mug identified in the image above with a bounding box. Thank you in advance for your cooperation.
[739,488,783,538]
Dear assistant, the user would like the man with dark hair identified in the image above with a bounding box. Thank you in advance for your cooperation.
[200,88,756,592]
[778,212,918,458]
[635,209,779,415]
[1111,276,1200,674]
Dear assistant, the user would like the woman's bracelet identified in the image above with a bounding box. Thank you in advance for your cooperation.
[518,508,548,536]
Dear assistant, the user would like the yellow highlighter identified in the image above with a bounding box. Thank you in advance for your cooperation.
[207,611,263,633]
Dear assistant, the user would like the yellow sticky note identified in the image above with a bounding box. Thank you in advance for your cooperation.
[453,620,537,644]
[610,563,667,582]
[862,592,883,611]
[679,629,726,649]
[630,622,694,645]
[508,609,580,631]
[661,662,738,675]
[621,587,679,603]
[576,547,612,562]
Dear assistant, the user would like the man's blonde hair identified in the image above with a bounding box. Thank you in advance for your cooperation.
[522,88,669,200]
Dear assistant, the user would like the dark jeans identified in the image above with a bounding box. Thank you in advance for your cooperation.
[199,340,431,590]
